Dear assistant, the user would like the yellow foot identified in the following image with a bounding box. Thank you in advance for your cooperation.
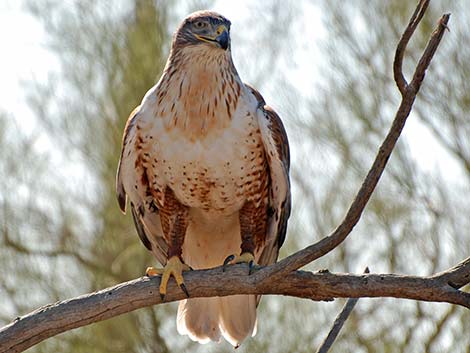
[145,256,191,300]
[223,252,256,274]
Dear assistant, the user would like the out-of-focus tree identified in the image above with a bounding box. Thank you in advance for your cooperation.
[2,1,469,352]
[283,1,470,352]
[2,1,174,352]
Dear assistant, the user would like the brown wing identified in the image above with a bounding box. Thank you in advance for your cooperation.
[264,106,291,249]
[130,203,152,251]
[116,106,168,265]
[116,106,140,213]
[245,84,291,266]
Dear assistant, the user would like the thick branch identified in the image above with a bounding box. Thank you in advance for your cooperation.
[1,262,469,353]
[256,8,451,281]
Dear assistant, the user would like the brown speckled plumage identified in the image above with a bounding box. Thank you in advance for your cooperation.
[116,10,290,347]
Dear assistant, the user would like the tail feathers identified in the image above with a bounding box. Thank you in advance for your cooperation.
[177,295,257,347]
[177,297,222,344]
[219,295,257,346]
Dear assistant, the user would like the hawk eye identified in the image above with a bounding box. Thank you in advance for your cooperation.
[194,21,206,29]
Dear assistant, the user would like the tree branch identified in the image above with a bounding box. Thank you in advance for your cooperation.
[315,267,369,353]
[1,260,469,353]
[393,0,430,96]
[433,256,470,289]
[316,298,360,353]
[255,7,451,282]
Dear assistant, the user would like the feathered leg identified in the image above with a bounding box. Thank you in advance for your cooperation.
[223,201,266,273]
[146,188,191,300]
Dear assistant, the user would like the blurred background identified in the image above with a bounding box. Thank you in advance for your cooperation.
[1,0,469,352]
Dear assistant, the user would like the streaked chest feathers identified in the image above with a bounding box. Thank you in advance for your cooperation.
[136,46,268,214]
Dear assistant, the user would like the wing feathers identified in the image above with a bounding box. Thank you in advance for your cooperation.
[246,84,291,265]
[130,203,153,251]
[116,106,141,213]
[264,107,291,248]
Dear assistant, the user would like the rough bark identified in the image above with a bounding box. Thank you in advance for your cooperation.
[0,258,469,353]
[315,267,369,353]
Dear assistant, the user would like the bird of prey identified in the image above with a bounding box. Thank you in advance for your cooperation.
[116,10,290,347]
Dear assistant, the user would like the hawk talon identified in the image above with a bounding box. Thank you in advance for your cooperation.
[145,256,191,300]
[248,260,255,275]
[223,254,236,271]
[222,252,256,274]
[180,283,190,298]
[146,266,163,277]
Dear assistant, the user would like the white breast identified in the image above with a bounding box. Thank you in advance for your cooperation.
[130,43,268,215]
[138,88,265,215]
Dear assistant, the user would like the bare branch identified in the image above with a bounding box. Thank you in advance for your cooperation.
[315,267,369,353]
[256,3,451,281]
[393,0,430,96]
[1,262,469,353]
[433,256,470,289]
[409,13,451,93]
[316,299,359,353]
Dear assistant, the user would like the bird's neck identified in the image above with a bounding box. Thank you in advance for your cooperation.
[155,46,244,141]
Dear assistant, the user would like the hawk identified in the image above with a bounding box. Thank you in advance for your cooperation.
[116,11,291,347]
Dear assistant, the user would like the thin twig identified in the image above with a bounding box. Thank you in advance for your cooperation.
[315,267,369,353]
[393,0,430,96]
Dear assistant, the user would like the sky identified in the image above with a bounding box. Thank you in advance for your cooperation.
[0,1,57,133]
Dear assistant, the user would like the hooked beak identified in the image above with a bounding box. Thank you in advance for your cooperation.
[215,27,229,50]
[196,25,230,50]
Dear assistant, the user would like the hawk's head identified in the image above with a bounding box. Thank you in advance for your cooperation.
[173,11,232,51]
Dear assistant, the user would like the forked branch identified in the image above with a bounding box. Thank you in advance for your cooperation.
[255,6,451,282]
[393,0,430,96]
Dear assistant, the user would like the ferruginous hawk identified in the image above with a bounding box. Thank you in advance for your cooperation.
[116,10,291,347]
